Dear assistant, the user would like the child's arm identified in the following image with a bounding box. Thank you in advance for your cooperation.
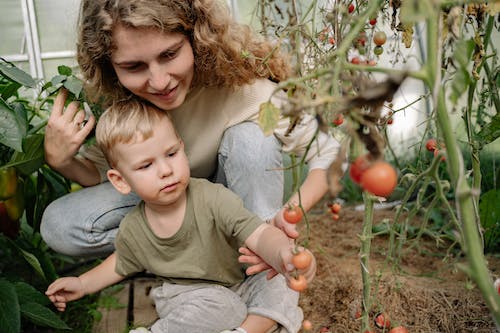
[244,224,316,285]
[45,253,124,312]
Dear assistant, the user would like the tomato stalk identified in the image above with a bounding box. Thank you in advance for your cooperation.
[424,3,500,327]
[359,192,375,332]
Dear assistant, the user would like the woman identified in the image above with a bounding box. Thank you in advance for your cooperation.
[41,1,340,332]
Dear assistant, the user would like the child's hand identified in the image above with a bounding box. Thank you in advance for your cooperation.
[283,247,317,292]
[45,277,85,312]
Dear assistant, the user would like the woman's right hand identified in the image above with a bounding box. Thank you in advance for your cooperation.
[44,89,95,172]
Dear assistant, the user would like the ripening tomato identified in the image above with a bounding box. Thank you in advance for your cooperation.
[369,18,377,25]
[283,205,303,224]
[373,31,387,46]
[331,213,340,221]
[330,202,341,214]
[373,45,384,56]
[434,148,446,161]
[351,56,361,64]
[389,326,409,333]
[360,161,398,197]
[425,138,438,152]
[0,167,17,200]
[332,114,344,126]
[289,274,308,292]
[348,3,355,13]
[328,37,336,45]
[374,313,391,329]
[292,250,313,270]
[387,117,393,125]
[349,154,371,184]
[302,319,313,331]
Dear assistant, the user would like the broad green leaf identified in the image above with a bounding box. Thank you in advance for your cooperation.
[450,68,471,105]
[258,101,281,136]
[0,81,22,100]
[0,62,36,88]
[14,281,50,306]
[57,65,72,76]
[0,99,24,152]
[454,39,475,68]
[63,76,83,98]
[0,279,21,333]
[8,134,45,175]
[479,189,500,252]
[20,302,71,330]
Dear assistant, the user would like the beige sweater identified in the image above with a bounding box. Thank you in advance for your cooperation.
[80,78,341,181]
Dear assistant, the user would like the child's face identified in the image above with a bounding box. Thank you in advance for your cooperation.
[108,116,190,206]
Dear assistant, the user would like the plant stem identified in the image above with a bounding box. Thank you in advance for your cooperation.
[360,192,375,332]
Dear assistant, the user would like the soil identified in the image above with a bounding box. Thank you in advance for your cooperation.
[297,198,500,333]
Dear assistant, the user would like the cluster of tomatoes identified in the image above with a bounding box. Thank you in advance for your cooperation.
[283,204,313,292]
[0,167,24,239]
[327,202,342,221]
[349,154,398,198]
[425,138,446,161]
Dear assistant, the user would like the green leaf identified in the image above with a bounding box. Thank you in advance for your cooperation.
[14,281,50,306]
[50,74,67,87]
[18,247,47,281]
[479,189,500,252]
[0,279,21,333]
[0,99,24,152]
[8,134,45,175]
[57,65,72,76]
[20,302,71,330]
[258,101,281,136]
[0,81,22,100]
[450,68,471,105]
[63,76,83,99]
[477,112,500,147]
[0,61,36,88]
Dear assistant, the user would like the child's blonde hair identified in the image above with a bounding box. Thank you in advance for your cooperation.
[96,99,176,166]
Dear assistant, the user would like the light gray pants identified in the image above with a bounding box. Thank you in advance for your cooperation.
[149,272,303,333]
[40,122,284,257]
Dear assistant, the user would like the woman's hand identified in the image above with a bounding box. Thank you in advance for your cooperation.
[44,89,95,172]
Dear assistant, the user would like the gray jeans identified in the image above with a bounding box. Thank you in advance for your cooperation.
[40,122,284,257]
[149,272,302,333]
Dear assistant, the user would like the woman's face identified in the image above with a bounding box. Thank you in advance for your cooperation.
[111,25,195,110]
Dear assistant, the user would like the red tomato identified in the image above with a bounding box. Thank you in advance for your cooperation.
[289,274,308,292]
[332,213,340,221]
[425,138,437,152]
[283,205,303,224]
[373,31,387,46]
[302,319,313,331]
[369,18,377,25]
[330,202,341,214]
[434,148,446,161]
[387,117,393,125]
[349,154,371,184]
[351,56,361,64]
[328,37,336,45]
[292,250,313,270]
[348,3,355,13]
[332,114,344,126]
[374,313,391,329]
[389,326,409,333]
[360,161,398,197]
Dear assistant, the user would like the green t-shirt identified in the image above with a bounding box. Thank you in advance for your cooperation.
[114,178,263,287]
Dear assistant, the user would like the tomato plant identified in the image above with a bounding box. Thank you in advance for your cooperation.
[292,250,312,270]
[283,204,303,224]
[289,274,308,292]
[360,161,398,197]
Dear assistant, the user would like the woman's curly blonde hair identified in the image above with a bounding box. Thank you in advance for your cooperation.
[77,0,292,105]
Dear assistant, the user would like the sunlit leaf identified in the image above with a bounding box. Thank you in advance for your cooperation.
[0,61,36,88]
[258,101,281,136]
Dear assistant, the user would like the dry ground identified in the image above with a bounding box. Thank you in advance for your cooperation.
[297,198,500,333]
